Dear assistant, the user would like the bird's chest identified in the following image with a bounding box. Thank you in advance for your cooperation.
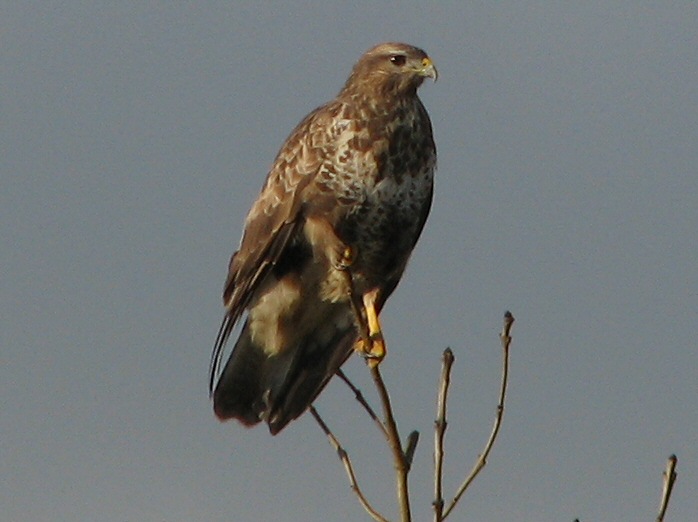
[340,167,433,279]
[319,107,435,279]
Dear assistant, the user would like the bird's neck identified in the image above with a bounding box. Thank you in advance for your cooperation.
[339,88,417,119]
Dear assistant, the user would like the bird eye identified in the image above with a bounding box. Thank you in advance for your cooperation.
[389,54,406,66]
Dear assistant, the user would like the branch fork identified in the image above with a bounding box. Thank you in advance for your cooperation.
[311,312,514,522]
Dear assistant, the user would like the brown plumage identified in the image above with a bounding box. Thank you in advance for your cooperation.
[209,42,437,434]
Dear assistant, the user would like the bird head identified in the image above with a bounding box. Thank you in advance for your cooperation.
[343,42,437,98]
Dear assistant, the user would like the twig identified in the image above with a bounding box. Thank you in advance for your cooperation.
[404,431,420,470]
[657,454,678,522]
[337,369,389,440]
[343,271,413,522]
[309,406,389,522]
[370,364,412,522]
[443,311,514,520]
[433,348,455,522]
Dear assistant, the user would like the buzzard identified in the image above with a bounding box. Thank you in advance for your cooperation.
[210,42,437,434]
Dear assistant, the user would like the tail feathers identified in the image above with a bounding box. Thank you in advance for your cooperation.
[212,319,356,434]
[212,321,267,426]
[266,330,355,434]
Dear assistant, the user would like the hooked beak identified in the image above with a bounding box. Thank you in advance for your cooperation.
[419,56,438,81]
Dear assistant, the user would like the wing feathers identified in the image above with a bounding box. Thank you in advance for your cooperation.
[210,220,300,394]
[210,106,336,392]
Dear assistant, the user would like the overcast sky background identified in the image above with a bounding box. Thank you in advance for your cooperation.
[2,2,697,521]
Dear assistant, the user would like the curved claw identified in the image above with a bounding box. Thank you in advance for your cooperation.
[354,336,386,368]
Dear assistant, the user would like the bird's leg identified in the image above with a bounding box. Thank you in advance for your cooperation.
[362,288,386,367]
[352,288,386,368]
[340,269,380,365]
[304,216,383,365]
[303,216,357,271]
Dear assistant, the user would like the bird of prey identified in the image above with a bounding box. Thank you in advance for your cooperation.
[209,42,437,435]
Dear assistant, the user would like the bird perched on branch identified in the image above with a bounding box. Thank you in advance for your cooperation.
[209,42,437,434]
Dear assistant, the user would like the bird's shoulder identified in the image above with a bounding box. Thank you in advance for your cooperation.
[224,99,357,300]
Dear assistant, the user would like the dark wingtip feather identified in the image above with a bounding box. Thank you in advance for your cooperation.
[211,321,267,427]
[208,315,233,396]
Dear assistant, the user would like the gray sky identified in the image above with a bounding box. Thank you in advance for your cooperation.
[2,2,697,521]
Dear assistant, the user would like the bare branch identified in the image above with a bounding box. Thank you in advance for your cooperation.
[342,271,413,521]
[404,431,420,471]
[370,364,412,522]
[443,311,514,520]
[337,369,389,439]
[309,406,389,522]
[657,454,678,522]
[433,348,455,522]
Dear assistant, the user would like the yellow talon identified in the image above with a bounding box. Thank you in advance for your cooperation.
[354,288,385,367]
[343,246,354,262]
[366,335,385,368]
[336,245,356,271]
[353,337,385,368]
